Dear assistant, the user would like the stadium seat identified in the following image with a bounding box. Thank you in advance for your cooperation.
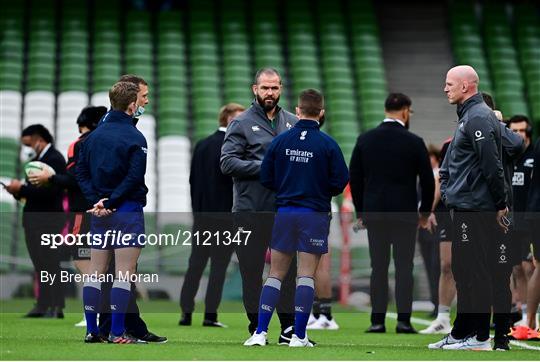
[56,92,89,157]
[513,3,540,124]
[0,91,22,139]
[481,3,528,116]
[22,91,55,132]
[157,136,191,212]
[0,137,18,179]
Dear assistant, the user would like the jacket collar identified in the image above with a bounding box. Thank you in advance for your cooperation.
[379,120,406,129]
[456,93,483,119]
[38,143,52,160]
[296,119,320,129]
[382,118,405,127]
[104,110,136,125]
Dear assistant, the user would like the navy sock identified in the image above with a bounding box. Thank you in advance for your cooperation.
[110,279,131,336]
[83,280,102,335]
[256,277,282,334]
[294,277,315,339]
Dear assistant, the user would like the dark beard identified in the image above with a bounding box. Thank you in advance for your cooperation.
[256,94,280,112]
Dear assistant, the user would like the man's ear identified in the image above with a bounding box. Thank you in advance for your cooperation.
[295,106,301,118]
[319,109,325,119]
[252,84,257,96]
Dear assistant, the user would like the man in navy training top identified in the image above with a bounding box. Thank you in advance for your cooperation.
[244,89,349,347]
[76,81,149,344]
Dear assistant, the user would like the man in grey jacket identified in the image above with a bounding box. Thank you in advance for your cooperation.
[220,68,299,343]
[429,66,510,351]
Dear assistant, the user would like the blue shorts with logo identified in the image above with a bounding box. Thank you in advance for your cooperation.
[271,206,330,255]
[90,200,145,249]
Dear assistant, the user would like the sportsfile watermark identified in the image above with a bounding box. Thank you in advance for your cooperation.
[40,229,252,249]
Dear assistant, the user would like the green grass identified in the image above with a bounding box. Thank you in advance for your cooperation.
[0,299,538,360]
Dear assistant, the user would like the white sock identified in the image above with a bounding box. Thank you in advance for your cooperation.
[436,305,451,321]
[522,304,528,323]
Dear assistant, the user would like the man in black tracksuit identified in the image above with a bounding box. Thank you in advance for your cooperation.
[507,116,535,328]
[481,93,526,344]
[220,68,299,342]
[525,138,540,330]
[179,103,245,327]
[433,66,510,351]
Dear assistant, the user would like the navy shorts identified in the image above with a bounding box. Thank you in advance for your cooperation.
[270,206,330,255]
[90,201,145,249]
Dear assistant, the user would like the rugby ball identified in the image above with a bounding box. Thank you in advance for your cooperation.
[24,161,56,185]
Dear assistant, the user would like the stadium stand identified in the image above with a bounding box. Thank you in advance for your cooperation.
[316,0,359,163]
[220,1,253,106]
[91,0,121,103]
[513,3,540,128]
[0,0,538,292]
[448,0,493,96]
[482,3,528,118]
[348,1,387,132]
[55,1,90,155]
[251,0,290,111]
[189,0,223,142]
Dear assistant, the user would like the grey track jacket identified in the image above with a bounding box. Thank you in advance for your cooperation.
[440,93,507,211]
[220,100,298,212]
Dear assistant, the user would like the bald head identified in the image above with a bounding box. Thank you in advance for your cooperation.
[444,65,479,105]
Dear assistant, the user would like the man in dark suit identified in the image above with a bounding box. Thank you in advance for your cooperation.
[5,124,67,318]
[349,93,435,333]
[179,103,245,327]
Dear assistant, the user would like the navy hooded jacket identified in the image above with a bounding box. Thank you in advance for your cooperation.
[260,119,349,212]
[76,110,148,210]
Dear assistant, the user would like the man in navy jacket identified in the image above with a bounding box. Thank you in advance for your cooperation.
[244,89,349,347]
[76,81,148,344]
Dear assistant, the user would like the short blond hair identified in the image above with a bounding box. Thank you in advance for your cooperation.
[109,82,138,111]
[218,103,245,127]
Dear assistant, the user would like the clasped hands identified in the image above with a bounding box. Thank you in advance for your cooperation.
[87,198,115,217]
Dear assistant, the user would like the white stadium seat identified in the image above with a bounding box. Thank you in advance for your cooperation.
[90,92,110,109]
[23,91,55,131]
[0,91,22,136]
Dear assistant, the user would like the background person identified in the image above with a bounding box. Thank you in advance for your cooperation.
[307,252,339,330]
[28,106,107,326]
[349,93,434,334]
[220,68,300,344]
[96,75,166,343]
[420,138,456,335]
[524,137,540,336]
[506,115,536,330]
[77,82,148,344]
[179,103,245,327]
[5,125,67,318]
[417,144,442,318]
[244,89,348,347]
[432,66,508,351]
